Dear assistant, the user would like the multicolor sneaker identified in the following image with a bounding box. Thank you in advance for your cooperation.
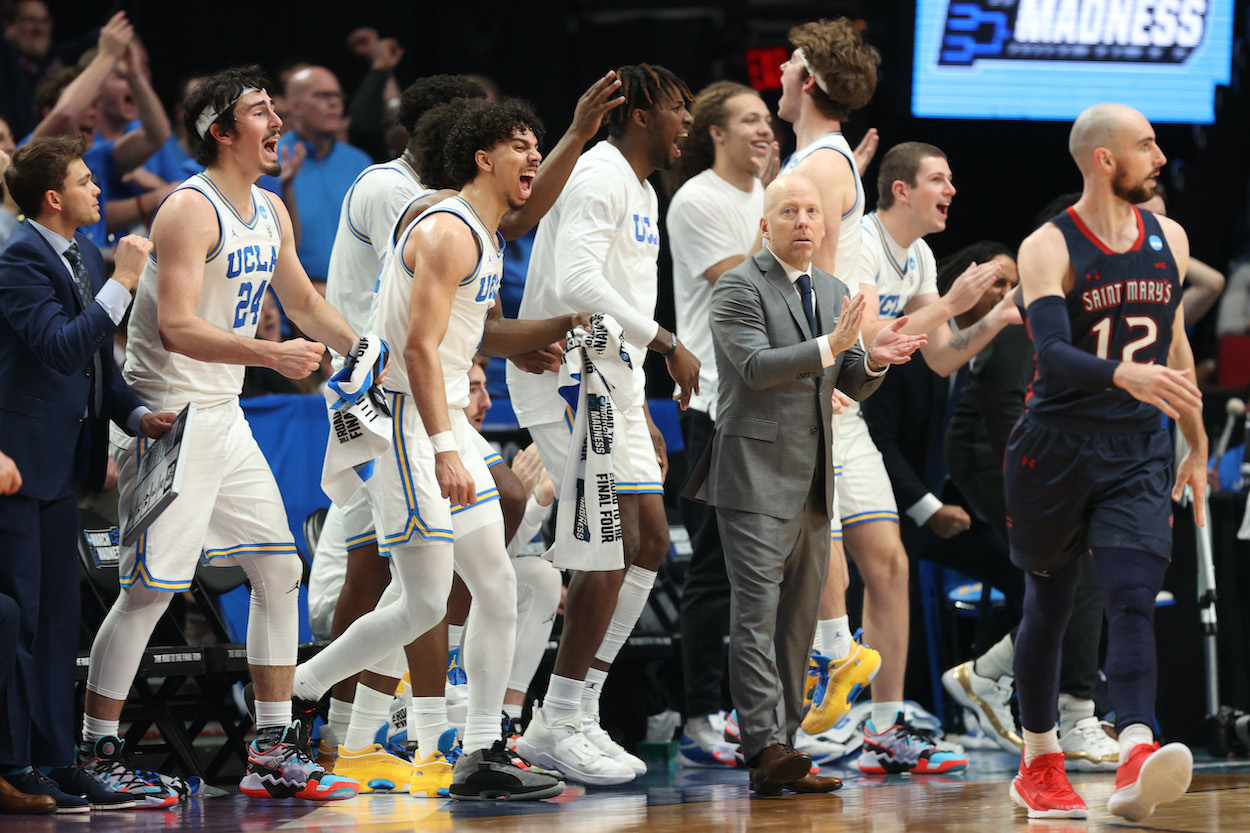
[1107,741,1193,822]
[1010,752,1087,819]
[240,723,359,800]
[857,712,968,774]
[676,716,740,768]
[579,712,646,776]
[410,728,459,798]
[6,768,90,814]
[941,661,1021,753]
[446,647,468,687]
[722,709,741,744]
[803,652,825,713]
[450,740,564,801]
[72,735,177,809]
[802,639,881,735]
[332,743,411,792]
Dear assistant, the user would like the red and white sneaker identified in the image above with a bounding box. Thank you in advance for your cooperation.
[1010,752,1087,819]
[1107,741,1192,822]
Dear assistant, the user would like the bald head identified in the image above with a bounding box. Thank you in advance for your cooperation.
[1068,103,1148,174]
[762,173,825,269]
[285,66,343,140]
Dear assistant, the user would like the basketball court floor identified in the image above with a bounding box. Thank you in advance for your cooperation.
[5,745,1247,833]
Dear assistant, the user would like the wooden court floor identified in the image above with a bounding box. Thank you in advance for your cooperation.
[5,746,1249,833]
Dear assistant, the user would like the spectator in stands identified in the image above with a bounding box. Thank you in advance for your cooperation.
[344,28,403,162]
[0,0,60,137]
[0,124,17,245]
[259,65,370,280]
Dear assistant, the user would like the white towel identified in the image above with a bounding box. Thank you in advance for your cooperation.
[554,313,639,571]
[321,334,392,507]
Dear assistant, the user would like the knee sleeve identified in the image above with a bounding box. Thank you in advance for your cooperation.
[1013,558,1082,732]
[509,558,561,692]
[87,584,175,700]
[237,552,303,667]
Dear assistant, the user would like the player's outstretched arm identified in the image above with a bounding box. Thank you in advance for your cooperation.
[154,189,316,376]
[498,71,625,241]
[405,215,479,506]
[267,196,357,357]
[479,303,592,359]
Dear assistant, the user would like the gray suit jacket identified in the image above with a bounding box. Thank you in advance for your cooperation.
[685,247,884,520]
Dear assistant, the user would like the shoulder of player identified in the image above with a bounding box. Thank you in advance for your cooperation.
[151,186,219,234]
[792,145,853,183]
[406,211,478,266]
[1017,223,1069,271]
[1153,212,1189,253]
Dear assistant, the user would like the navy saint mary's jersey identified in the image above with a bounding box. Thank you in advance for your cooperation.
[1026,206,1181,432]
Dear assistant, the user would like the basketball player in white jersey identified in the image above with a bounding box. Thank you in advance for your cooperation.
[509,64,698,786]
[315,75,624,794]
[776,18,950,772]
[80,66,364,801]
[289,98,569,801]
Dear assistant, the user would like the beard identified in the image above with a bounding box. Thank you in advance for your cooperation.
[1111,167,1158,204]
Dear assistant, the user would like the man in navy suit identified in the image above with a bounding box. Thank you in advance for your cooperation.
[0,136,174,811]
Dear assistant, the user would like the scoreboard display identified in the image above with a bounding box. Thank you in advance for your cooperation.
[912,0,1234,122]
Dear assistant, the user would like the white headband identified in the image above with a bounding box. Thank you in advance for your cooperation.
[194,87,261,140]
[794,48,830,96]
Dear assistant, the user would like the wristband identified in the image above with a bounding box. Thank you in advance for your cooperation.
[430,431,456,453]
[659,331,678,358]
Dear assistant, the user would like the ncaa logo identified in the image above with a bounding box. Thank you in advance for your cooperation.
[1148,234,1164,251]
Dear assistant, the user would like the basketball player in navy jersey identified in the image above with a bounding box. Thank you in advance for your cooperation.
[1006,103,1207,822]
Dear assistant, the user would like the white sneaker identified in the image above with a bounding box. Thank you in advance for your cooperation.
[941,661,1022,753]
[514,707,634,786]
[795,728,850,765]
[1059,716,1119,771]
[579,712,646,776]
[676,717,740,768]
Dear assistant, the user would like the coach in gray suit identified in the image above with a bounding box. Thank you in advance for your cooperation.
[686,174,923,795]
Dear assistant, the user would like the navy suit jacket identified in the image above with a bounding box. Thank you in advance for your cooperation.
[0,220,140,500]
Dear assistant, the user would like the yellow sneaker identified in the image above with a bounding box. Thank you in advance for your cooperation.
[332,744,411,792]
[409,750,454,798]
[800,640,881,735]
[803,652,824,715]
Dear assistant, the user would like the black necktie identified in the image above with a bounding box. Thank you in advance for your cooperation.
[796,273,817,338]
[66,243,104,415]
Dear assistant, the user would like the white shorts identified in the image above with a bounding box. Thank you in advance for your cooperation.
[369,392,502,554]
[527,403,663,497]
[340,420,503,553]
[112,400,297,593]
[835,409,898,529]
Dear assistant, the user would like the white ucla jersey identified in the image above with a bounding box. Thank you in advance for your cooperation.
[781,131,864,288]
[375,195,503,408]
[508,141,656,426]
[327,158,431,346]
[859,211,938,320]
[125,174,283,410]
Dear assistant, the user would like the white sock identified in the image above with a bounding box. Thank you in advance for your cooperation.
[818,616,853,660]
[463,710,500,755]
[1118,723,1154,762]
[82,714,120,744]
[326,697,353,746]
[412,695,448,758]
[255,699,292,733]
[503,702,523,720]
[974,634,1015,681]
[344,683,392,750]
[292,665,328,703]
[448,624,465,652]
[542,674,584,726]
[581,667,608,716]
[871,701,904,732]
[1023,727,1063,764]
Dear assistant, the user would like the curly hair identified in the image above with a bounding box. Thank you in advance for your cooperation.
[443,98,545,189]
[876,141,945,211]
[396,75,487,134]
[664,80,760,195]
[411,100,465,190]
[183,65,273,166]
[603,63,693,139]
[788,18,880,122]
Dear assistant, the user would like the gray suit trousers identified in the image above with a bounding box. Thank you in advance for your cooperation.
[718,477,831,764]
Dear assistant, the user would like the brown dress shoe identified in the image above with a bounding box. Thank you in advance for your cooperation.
[0,774,57,815]
[749,743,813,796]
[785,771,843,793]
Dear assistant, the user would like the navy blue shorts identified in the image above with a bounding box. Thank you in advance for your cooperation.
[1002,413,1174,573]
